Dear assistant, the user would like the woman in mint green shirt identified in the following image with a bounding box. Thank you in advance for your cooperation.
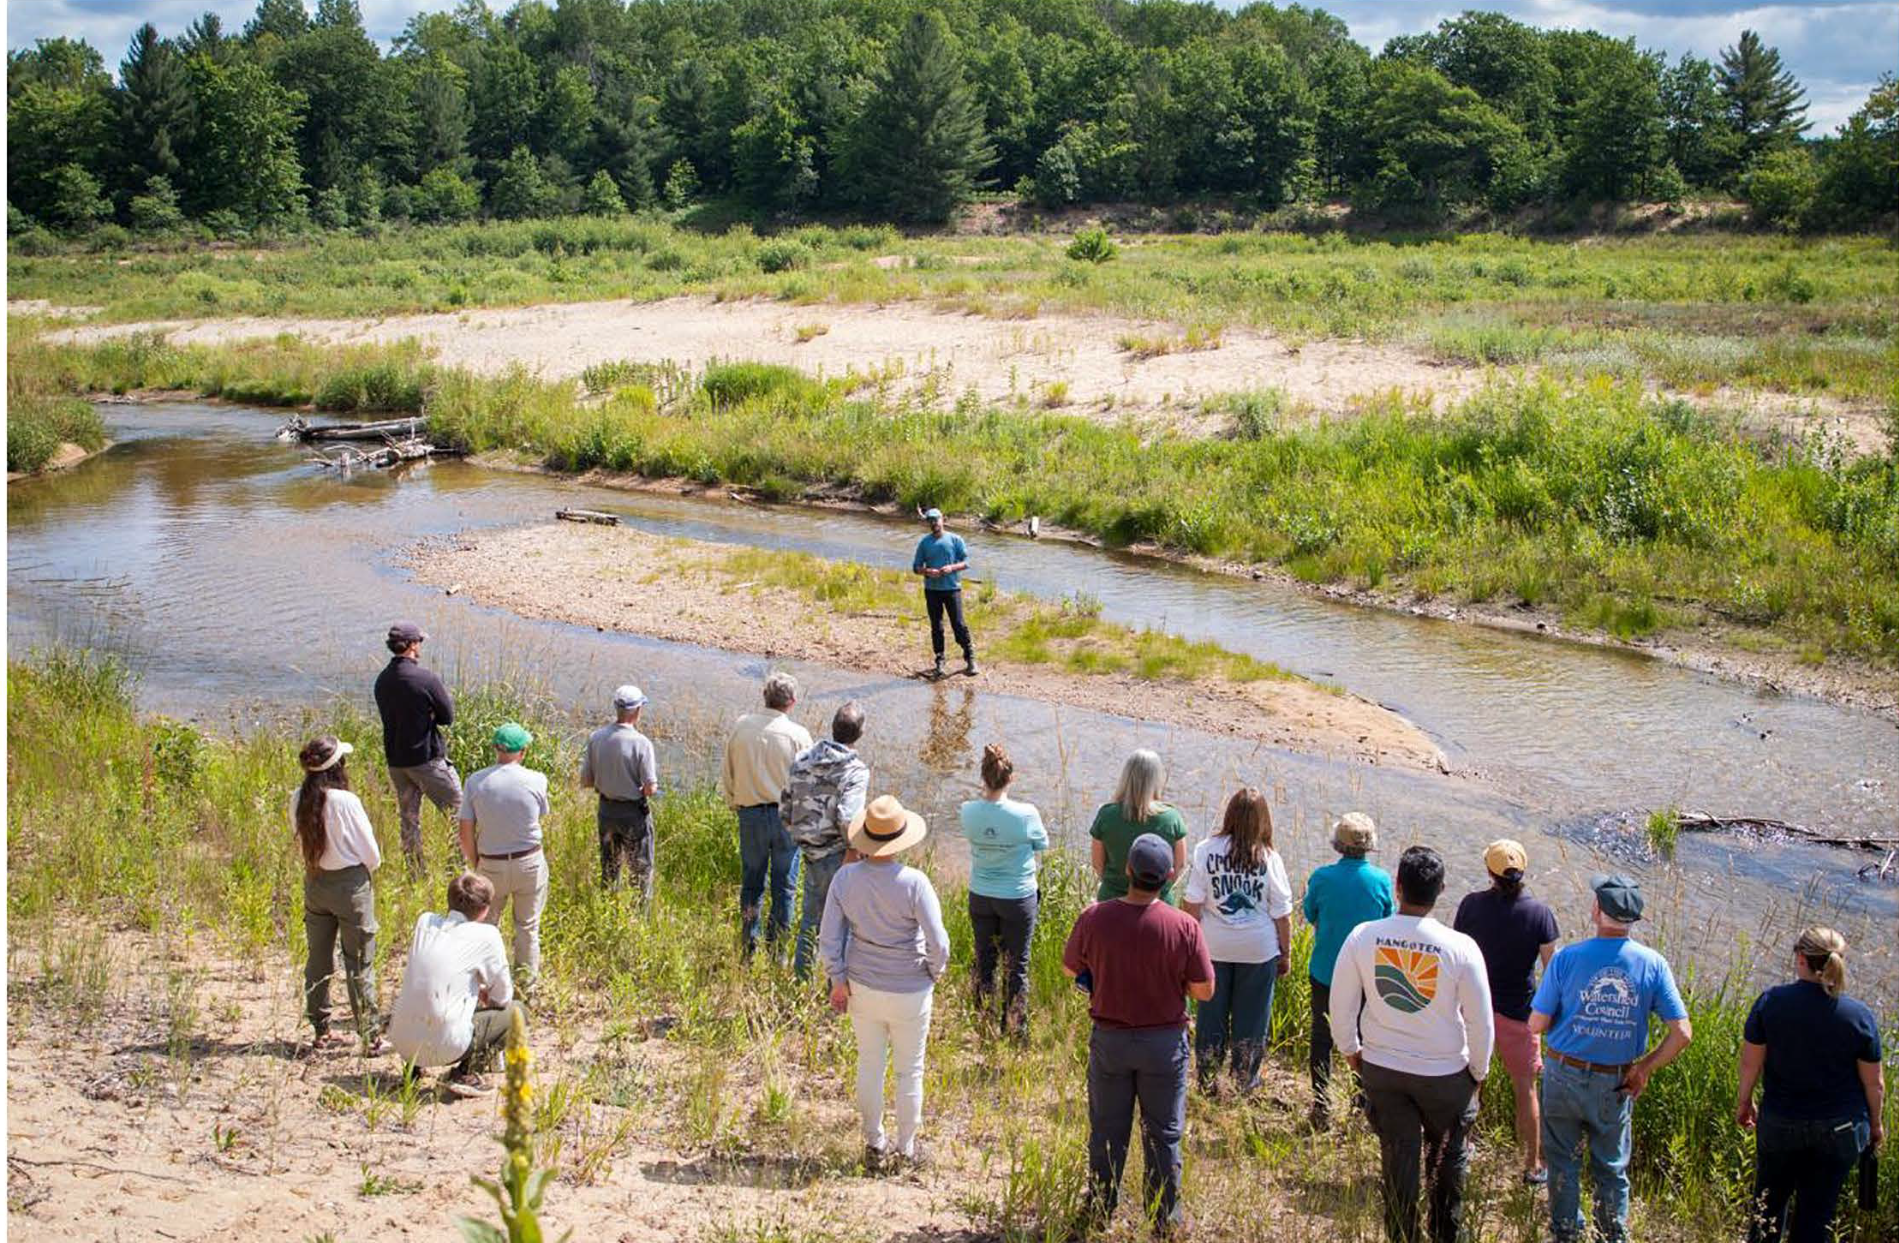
[1089,748,1188,902]
[959,743,1048,1035]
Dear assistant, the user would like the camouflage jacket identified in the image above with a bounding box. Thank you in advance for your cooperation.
[779,740,868,860]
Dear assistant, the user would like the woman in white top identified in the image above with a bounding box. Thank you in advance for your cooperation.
[294,736,388,1053]
[1182,787,1293,1094]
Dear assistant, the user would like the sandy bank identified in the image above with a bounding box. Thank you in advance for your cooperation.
[405,520,1449,773]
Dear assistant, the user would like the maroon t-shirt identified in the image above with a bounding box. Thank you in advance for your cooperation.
[1063,897,1214,1030]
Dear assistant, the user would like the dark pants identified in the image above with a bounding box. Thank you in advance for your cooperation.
[456,1001,524,1076]
[303,865,379,1038]
[925,588,974,660]
[968,891,1038,1034]
[1086,1025,1190,1232]
[1360,1060,1481,1243]
[597,795,654,901]
[1195,958,1278,1090]
[1310,977,1336,1117]
[737,803,799,956]
[1750,1112,1870,1243]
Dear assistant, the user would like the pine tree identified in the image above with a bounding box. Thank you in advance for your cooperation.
[115,24,194,200]
[242,0,308,45]
[489,144,553,218]
[843,11,992,223]
[1718,30,1808,164]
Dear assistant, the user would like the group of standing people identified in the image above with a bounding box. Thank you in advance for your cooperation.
[289,617,1886,1239]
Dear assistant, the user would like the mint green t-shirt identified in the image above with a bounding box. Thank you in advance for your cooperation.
[960,796,1049,899]
[1090,802,1187,902]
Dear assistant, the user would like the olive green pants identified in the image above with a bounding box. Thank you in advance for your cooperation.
[303,864,379,1038]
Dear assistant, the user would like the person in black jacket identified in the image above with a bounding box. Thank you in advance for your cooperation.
[373,621,461,869]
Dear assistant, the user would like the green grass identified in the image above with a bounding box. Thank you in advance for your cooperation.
[14,326,1899,666]
[8,649,1896,1242]
[9,220,1897,402]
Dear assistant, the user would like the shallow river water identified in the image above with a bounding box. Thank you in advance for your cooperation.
[8,404,1896,1000]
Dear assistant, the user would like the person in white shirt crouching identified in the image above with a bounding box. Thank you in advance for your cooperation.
[1331,845,1495,1243]
[389,872,519,1097]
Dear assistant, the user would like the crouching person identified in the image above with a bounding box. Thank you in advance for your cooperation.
[389,872,519,1097]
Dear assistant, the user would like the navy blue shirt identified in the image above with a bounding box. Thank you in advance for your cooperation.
[1453,887,1558,1022]
[1744,980,1883,1122]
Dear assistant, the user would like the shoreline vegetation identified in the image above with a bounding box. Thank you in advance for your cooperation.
[8,649,1896,1242]
[403,521,1446,771]
[11,315,1898,705]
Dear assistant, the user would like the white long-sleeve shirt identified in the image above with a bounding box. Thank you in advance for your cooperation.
[1330,913,1494,1078]
[289,788,382,872]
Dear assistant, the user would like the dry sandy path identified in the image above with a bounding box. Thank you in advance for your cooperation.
[52,294,1489,423]
[406,520,1448,772]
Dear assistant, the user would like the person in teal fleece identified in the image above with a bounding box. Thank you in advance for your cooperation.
[1301,811,1395,1128]
[959,742,1047,1036]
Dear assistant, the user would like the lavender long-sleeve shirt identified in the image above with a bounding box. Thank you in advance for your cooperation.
[818,860,950,994]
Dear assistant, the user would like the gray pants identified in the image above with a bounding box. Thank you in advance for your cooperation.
[597,796,654,901]
[303,865,378,1038]
[458,1002,524,1075]
[389,758,462,864]
[1361,1059,1481,1243]
[1086,1024,1190,1231]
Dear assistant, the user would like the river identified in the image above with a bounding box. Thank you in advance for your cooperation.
[8,403,1895,1000]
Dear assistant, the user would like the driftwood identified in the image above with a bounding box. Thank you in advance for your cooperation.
[1676,813,1899,852]
[556,508,620,526]
[308,437,448,472]
[279,415,426,443]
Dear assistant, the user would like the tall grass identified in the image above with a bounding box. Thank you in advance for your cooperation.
[9,650,1895,1241]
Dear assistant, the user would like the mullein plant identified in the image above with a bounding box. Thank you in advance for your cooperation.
[458,1007,570,1243]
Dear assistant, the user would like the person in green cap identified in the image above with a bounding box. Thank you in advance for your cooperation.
[459,723,551,986]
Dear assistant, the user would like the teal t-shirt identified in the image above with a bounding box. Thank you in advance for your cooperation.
[1090,802,1188,902]
[960,796,1049,899]
[1301,856,1395,986]
[913,532,968,592]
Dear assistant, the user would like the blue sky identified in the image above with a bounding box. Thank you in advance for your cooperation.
[7,0,1894,131]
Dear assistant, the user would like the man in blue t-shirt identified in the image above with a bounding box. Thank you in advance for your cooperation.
[912,508,976,678]
[1528,874,1693,1243]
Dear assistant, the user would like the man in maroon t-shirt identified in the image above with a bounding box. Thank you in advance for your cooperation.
[1064,833,1215,1234]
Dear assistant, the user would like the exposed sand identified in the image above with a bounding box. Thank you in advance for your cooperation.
[405,521,1449,772]
[50,294,1489,423]
[6,440,111,483]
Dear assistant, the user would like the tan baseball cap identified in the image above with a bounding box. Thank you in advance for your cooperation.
[1332,812,1377,852]
[1484,839,1529,878]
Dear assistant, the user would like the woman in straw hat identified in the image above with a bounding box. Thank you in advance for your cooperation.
[819,794,951,1170]
[294,735,390,1055]
[1736,927,1885,1243]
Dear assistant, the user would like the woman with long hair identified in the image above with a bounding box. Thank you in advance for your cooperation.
[1181,787,1292,1093]
[959,743,1048,1037]
[295,735,388,1054]
[1736,927,1885,1243]
[1089,749,1187,903]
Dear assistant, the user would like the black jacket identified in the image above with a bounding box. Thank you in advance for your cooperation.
[373,657,455,767]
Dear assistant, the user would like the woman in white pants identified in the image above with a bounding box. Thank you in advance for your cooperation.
[820,794,950,1170]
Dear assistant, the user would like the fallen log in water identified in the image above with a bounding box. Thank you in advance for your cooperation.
[309,437,451,472]
[278,415,426,443]
[556,508,620,525]
[1676,812,1899,852]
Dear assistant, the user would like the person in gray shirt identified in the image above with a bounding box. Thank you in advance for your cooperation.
[459,723,551,986]
[581,684,660,901]
[820,794,949,1170]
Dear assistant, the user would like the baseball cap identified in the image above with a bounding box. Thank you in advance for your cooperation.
[493,722,533,752]
[387,620,427,646]
[1126,833,1174,889]
[1332,812,1378,853]
[612,684,648,712]
[1591,873,1645,922]
[922,507,943,521]
[1484,839,1528,879]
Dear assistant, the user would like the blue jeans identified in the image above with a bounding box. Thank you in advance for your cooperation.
[1750,1111,1870,1243]
[737,804,799,955]
[1195,958,1278,1090]
[793,850,844,979]
[1541,1058,1634,1243]
[1086,1025,1190,1231]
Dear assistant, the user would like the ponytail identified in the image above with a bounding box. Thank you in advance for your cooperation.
[1795,926,1848,999]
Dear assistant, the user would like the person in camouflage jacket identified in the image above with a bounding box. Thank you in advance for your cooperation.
[783,702,869,981]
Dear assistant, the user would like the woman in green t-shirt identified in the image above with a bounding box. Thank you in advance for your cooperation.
[1089,749,1188,902]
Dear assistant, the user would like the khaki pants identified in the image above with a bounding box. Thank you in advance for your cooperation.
[389,759,461,864]
[303,864,378,1038]
[477,851,548,983]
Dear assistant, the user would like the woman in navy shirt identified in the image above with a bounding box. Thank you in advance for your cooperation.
[1735,926,1886,1243]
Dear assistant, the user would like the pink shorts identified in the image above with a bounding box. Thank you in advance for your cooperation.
[1494,1013,1543,1079]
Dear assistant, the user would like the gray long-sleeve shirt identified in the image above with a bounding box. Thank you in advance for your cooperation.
[818,860,950,994]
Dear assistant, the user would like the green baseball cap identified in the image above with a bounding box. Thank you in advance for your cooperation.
[493,722,533,752]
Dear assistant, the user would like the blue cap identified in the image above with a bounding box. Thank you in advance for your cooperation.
[922,508,943,521]
[1127,833,1174,889]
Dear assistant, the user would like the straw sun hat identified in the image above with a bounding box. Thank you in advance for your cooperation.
[847,794,928,858]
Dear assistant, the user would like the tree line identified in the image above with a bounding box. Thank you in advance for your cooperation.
[8,0,1896,237]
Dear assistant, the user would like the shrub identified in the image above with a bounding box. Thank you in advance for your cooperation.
[581,170,628,217]
[1741,149,1817,232]
[755,238,810,273]
[203,208,246,239]
[312,185,350,230]
[662,159,699,210]
[47,165,110,231]
[129,176,185,232]
[700,362,823,410]
[1066,228,1116,264]
[415,169,480,224]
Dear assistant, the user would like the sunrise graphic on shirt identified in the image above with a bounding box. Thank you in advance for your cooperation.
[1374,945,1441,1013]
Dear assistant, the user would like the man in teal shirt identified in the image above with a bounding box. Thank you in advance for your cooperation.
[1301,812,1395,1128]
[912,508,976,679]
